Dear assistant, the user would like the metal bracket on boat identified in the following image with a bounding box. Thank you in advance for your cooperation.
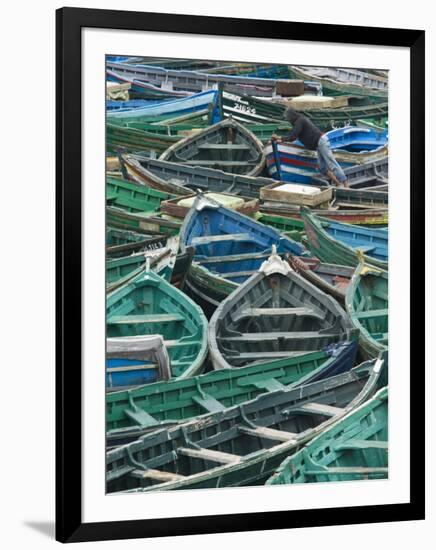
[259,245,292,276]
[180,426,201,450]
[126,445,149,472]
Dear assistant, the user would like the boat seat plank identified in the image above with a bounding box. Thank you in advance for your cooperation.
[220,331,339,342]
[191,233,252,245]
[237,373,287,392]
[233,307,324,323]
[336,440,388,451]
[130,469,185,482]
[289,402,343,417]
[356,245,376,253]
[125,407,159,428]
[197,143,251,150]
[192,394,227,413]
[180,160,257,166]
[355,308,388,319]
[238,425,297,442]
[177,447,241,464]
[196,252,270,264]
[107,364,156,374]
[219,270,258,279]
[108,313,184,324]
[228,351,309,361]
[305,466,388,475]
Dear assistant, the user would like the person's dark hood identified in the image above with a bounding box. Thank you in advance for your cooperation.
[284,107,299,123]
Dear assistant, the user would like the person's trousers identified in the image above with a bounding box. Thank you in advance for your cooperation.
[317,135,347,183]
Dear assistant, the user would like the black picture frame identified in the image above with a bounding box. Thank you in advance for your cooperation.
[56,7,425,543]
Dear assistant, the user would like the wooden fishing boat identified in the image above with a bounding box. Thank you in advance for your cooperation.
[106,123,180,155]
[180,195,306,316]
[332,187,388,209]
[301,208,388,269]
[106,336,171,391]
[106,341,357,445]
[326,127,388,153]
[160,192,259,219]
[106,228,171,259]
[106,266,208,379]
[265,140,388,184]
[288,66,388,98]
[346,261,388,359]
[107,69,191,99]
[208,248,358,370]
[106,357,384,493]
[311,158,388,190]
[122,156,271,198]
[106,176,175,214]
[259,202,388,228]
[255,212,305,242]
[106,61,303,98]
[106,236,179,292]
[160,118,266,176]
[106,206,181,236]
[267,385,388,485]
[220,90,388,130]
[107,89,219,120]
[287,255,354,302]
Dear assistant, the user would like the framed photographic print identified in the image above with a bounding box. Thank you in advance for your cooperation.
[56,7,425,543]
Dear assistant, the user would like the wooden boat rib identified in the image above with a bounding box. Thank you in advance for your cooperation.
[180,195,306,316]
[106,341,357,445]
[122,156,271,198]
[106,266,208,379]
[106,335,171,391]
[106,357,384,493]
[267,385,388,485]
[208,248,358,370]
[287,255,354,302]
[345,261,388,359]
[301,208,388,269]
[160,118,266,176]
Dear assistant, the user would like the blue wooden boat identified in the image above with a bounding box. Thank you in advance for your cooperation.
[106,99,173,110]
[107,90,219,120]
[180,194,307,315]
[301,208,388,269]
[107,69,191,99]
[265,136,388,183]
[106,335,171,391]
[326,127,388,153]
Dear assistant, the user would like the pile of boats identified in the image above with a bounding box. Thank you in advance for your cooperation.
[105,56,389,493]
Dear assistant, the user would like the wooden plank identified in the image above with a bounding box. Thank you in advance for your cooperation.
[197,143,251,150]
[192,394,227,413]
[336,440,388,451]
[177,447,241,464]
[238,425,297,442]
[355,308,388,320]
[108,313,184,324]
[296,402,343,417]
[130,469,185,482]
[191,233,251,245]
[305,467,388,475]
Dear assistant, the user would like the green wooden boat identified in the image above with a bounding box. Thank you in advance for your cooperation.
[107,206,181,236]
[301,208,388,270]
[106,236,179,292]
[288,66,388,99]
[106,342,357,445]
[255,212,305,242]
[267,385,388,485]
[208,249,358,370]
[107,176,175,214]
[106,267,208,379]
[106,357,384,493]
[346,261,388,359]
[106,123,180,154]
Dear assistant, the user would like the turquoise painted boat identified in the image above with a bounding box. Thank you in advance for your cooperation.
[346,262,388,359]
[301,208,388,269]
[106,267,208,379]
[267,385,388,485]
[106,341,357,445]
